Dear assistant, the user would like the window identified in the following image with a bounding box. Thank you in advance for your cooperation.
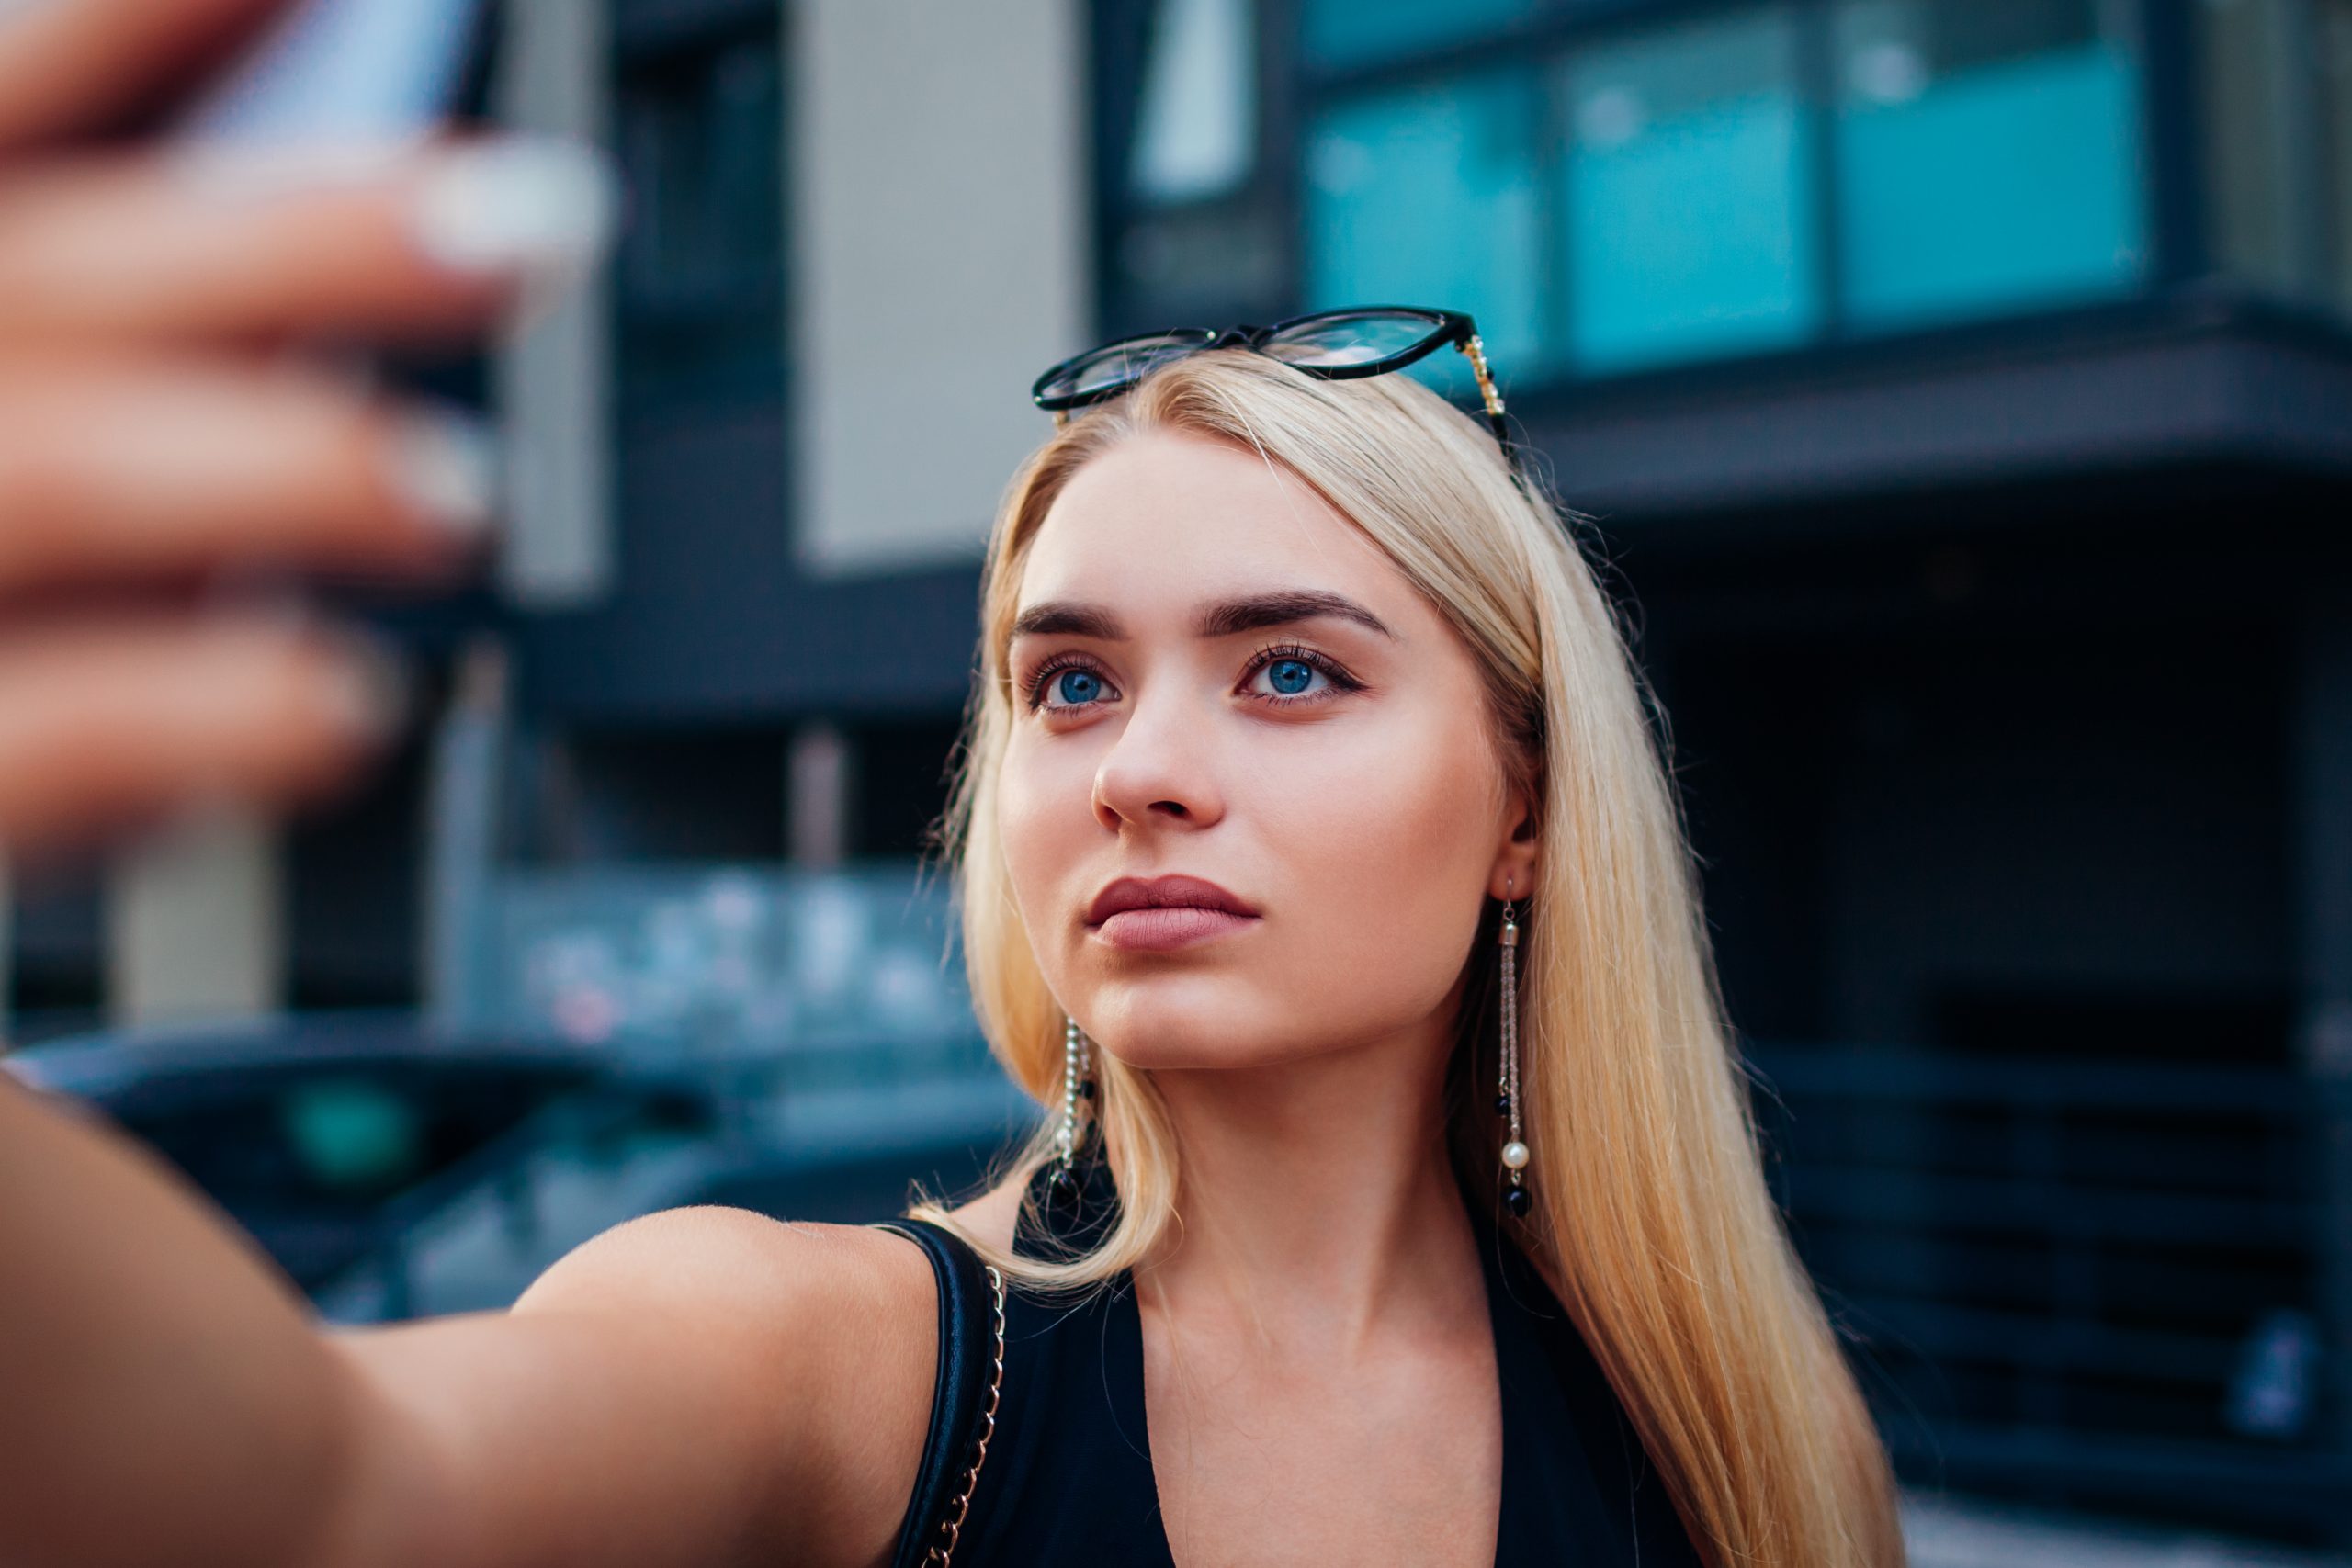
[1301,0,1536,71]
[1831,0,2148,327]
[2200,0,2308,297]
[2199,0,2352,316]
[1111,0,2177,393]
[1561,10,1823,371]
[1131,0,1257,203]
[2324,0,2352,310]
[613,17,785,406]
[1110,0,1282,326]
[1304,71,1546,378]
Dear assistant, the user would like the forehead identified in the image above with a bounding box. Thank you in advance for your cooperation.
[1018,429,1409,613]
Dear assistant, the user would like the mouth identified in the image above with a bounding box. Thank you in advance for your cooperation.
[1086,874,1261,953]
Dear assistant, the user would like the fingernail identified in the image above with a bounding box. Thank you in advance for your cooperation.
[317,632,413,745]
[408,137,620,280]
[385,405,498,539]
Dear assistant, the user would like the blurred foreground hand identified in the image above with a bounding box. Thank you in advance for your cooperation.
[0,0,614,863]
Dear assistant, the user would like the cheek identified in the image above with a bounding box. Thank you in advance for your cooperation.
[1251,707,1502,1012]
[995,728,1102,946]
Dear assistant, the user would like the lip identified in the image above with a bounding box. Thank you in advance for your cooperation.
[1086,874,1261,953]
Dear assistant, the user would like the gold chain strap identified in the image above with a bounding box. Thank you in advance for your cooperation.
[924,1262,1007,1566]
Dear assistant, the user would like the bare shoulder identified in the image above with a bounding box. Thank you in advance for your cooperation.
[513,1205,943,1568]
[516,1202,938,1325]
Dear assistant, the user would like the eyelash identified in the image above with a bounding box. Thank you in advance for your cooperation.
[1247,643,1365,705]
[1022,642,1364,713]
[1021,654,1098,711]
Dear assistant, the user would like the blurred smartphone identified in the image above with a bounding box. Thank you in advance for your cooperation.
[173,0,514,655]
[174,0,488,145]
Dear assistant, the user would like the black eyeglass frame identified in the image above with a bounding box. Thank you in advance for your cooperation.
[1029,305,1516,468]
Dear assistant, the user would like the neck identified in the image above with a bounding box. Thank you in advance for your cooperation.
[1132,1008,1484,1351]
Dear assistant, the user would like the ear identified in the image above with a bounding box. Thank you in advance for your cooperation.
[1487,789,1539,901]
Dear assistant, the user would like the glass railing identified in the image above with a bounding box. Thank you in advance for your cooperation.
[1745,1039,2349,1542]
[438,860,994,1082]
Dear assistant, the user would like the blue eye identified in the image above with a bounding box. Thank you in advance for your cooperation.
[1245,647,1356,705]
[1266,658,1316,695]
[1055,668,1103,705]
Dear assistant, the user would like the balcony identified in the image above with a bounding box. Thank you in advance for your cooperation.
[1107,0,2352,525]
[1747,1039,2351,1541]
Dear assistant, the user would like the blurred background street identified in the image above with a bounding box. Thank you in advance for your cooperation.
[4,0,2351,1556]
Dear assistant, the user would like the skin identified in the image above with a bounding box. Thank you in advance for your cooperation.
[1001,429,1527,1071]
[0,0,522,869]
[0,6,1535,1565]
[987,429,1540,1565]
[0,7,933,1567]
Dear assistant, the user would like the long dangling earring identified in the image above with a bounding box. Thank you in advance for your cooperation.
[1497,886,1532,1218]
[1054,1013,1095,1191]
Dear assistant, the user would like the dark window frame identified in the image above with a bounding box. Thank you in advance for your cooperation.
[611,0,789,417]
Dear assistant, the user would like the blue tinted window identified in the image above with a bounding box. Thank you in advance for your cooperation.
[1833,0,2148,327]
[1560,10,1823,372]
[1130,0,1257,203]
[1302,0,1535,70]
[1304,73,1545,387]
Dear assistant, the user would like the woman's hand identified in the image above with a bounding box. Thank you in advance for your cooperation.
[0,0,615,862]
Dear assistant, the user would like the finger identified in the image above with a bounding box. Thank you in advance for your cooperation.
[0,0,288,152]
[0,137,617,347]
[0,607,407,859]
[0,351,494,596]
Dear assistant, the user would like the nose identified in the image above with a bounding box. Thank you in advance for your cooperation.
[1091,680,1226,834]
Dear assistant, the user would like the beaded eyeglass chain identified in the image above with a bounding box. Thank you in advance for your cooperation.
[1497,886,1533,1218]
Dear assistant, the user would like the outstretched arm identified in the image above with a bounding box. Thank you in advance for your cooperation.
[0,1076,937,1568]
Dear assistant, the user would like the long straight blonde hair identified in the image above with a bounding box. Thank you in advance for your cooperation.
[910,350,1903,1567]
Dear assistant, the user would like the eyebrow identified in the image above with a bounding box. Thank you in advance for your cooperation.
[1010,590,1397,644]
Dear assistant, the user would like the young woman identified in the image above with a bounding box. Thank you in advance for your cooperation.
[887,315,1905,1567]
[0,5,1902,1565]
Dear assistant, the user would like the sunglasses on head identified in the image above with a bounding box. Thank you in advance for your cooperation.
[1029,304,1519,472]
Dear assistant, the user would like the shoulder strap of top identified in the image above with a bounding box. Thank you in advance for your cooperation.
[873,1218,1006,1568]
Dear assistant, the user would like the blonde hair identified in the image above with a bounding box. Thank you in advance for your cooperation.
[909,350,1903,1567]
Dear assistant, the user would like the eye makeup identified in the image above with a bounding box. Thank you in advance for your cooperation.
[1238,642,1363,706]
[1019,641,1366,714]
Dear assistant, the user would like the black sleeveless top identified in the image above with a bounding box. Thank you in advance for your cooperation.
[933,1155,1703,1566]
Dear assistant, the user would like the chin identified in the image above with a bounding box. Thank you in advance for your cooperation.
[1079,969,1340,1072]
